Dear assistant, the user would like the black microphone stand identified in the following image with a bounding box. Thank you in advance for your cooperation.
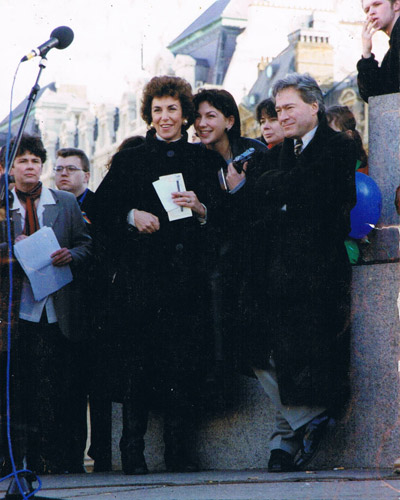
[7,56,47,177]
[0,56,46,205]
[1,56,66,500]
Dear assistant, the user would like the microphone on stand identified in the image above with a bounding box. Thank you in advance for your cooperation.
[20,26,74,62]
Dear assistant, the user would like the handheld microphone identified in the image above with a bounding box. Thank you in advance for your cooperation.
[21,26,74,62]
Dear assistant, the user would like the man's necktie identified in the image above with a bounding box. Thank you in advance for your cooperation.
[294,139,303,157]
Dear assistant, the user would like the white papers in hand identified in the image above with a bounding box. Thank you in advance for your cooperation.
[13,226,73,301]
[152,173,192,221]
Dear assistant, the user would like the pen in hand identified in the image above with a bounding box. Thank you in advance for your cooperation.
[176,179,183,212]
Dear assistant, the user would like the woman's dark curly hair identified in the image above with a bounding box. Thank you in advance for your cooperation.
[141,76,194,131]
[0,134,47,167]
[193,88,241,141]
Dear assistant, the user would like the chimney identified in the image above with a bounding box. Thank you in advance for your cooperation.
[288,28,334,87]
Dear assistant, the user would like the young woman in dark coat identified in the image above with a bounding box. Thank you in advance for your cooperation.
[193,88,267,173]
[94,76,226,474]
[192,89,268,390]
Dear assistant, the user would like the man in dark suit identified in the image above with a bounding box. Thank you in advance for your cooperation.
[249,74,356,472]
[55,148,94,222]
[55,147,112,473]
[0,135,92,474]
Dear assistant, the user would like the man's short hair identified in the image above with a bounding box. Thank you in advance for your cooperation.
[362,0,397,6]
[256,98,278,122]
[0,134,47,168]
[56,148,90,172]
[272,73,325,119]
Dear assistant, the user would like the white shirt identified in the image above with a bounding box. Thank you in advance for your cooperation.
[12,186,57,323]
[299,125,318,152]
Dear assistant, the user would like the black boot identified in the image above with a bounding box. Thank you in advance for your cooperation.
[163,411,198,473]
[120,399,149,475]
[121,446,148,475]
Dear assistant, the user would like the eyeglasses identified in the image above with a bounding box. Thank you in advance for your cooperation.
[53,165,84,173]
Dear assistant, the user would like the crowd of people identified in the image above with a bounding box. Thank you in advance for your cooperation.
[0,0,397,478]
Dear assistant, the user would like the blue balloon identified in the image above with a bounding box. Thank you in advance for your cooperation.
[349,172,382,239]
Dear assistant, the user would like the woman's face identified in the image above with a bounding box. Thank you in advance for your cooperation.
[259,111,285,147]
[151,96,184,142]
[194,101,234,147]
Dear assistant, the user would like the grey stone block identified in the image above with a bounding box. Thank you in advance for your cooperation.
[314,263,400,469]
[364,93,400,262]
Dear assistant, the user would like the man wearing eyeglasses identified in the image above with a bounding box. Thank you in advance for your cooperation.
[55,147,112,474]
[55,148,94,224]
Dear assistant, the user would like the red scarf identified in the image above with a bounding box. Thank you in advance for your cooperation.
[16,182,42,235]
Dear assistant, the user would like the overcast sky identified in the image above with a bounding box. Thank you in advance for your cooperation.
[0,0,215,120]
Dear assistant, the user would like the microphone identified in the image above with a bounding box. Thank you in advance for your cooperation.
[21,26,74,62]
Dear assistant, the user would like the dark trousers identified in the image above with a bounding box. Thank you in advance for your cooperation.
[0,350,21,470]
[120,368,196,463]
[69,340,112,470]
[12,318,72,471]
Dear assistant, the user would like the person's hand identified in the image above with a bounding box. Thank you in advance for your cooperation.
[14,235,28,243]
[51,247,72,266]
[172,191,205,217]
[134,210,160,233]
[361,18,378,58]
[226,161,247,191]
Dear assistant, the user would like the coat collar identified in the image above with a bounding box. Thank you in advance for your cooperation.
[10,186,59,234]
[145,128,188,154]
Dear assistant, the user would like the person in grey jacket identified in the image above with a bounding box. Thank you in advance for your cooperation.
[0,134,91,475]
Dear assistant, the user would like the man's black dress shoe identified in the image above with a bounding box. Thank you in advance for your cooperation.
[121,451,148,475]
[165,459,199,473]
[93,459,112,473]
[0,457,13,477]
[65,463,87,474]
[165,450,199,473]
[294,411,334,470]
[268,449,297,472]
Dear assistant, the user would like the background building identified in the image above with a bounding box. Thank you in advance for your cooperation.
[0,0,383,187]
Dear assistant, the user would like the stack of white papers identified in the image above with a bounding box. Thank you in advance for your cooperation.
[13,226,73,301]
[153,173,192,221]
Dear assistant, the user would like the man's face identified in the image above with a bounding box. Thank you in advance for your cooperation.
[362,0,400,33]
[11,152,42,191]
[55,155,89,197]
[275,87,319,140]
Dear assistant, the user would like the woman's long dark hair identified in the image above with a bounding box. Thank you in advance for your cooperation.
[326,105,368,169]
[193,88,241,143]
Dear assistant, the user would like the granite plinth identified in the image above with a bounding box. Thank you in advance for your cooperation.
[363,93,400,262]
